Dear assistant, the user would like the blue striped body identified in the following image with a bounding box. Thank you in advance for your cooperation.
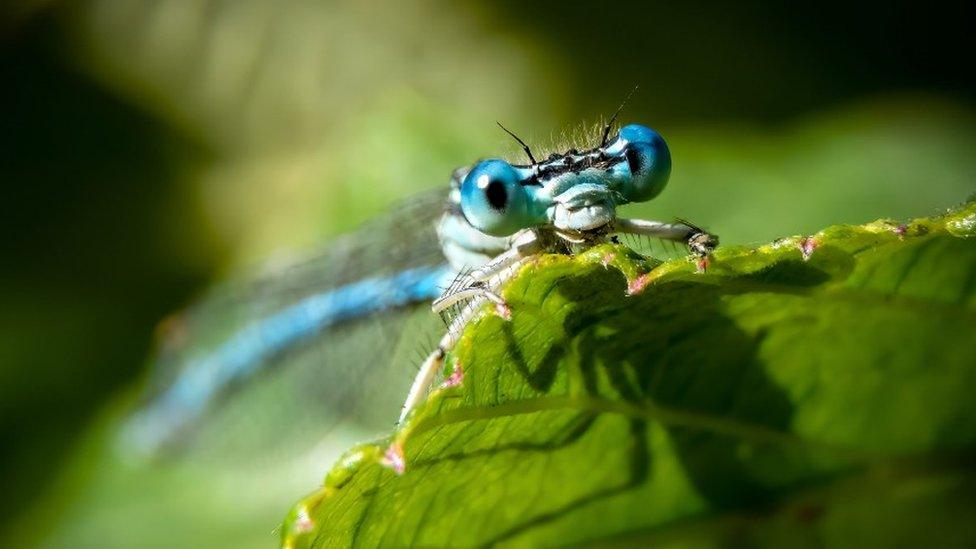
[121,263,454,456]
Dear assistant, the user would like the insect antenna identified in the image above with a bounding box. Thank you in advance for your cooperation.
[600,84,640,148]
[497,121,537,165]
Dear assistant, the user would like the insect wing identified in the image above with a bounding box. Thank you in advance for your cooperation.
[123,189,451,464]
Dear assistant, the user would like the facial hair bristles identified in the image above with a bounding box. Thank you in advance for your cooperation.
[499,117,620,165]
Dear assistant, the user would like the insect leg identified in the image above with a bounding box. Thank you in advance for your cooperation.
[432,229,543,314]
[398,257,527,424]
[613,218,719,257]
[467,229,544,282]
[431,284,507,315]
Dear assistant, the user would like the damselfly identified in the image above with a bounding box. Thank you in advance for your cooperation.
[119,113,717,468]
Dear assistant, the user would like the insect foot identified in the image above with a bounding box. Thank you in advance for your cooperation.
[688,231,719,272]
[688,230,718,256]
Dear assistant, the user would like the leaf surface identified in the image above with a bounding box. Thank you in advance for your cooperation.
[285,200,976,548]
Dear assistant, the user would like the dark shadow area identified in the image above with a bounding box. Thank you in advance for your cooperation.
[0,17,215,522]
[575,275,797,509]
[501,320,563,392]
[411,411,598,468]
[735,259,832,287]
[473,264,806,543]
[491,0,976,124]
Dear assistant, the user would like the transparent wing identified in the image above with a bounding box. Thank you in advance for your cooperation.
[121,189,453,464]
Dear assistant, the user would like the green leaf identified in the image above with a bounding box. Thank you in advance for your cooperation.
[283,200,976,548]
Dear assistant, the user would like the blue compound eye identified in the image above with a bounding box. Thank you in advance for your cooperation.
[460,159,532,236]
[618,124,671,202]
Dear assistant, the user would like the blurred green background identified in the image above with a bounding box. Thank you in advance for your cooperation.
[1,0,974,547]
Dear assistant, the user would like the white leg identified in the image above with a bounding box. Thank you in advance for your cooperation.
[613,218,718,256]
[398,297,481,423]
[467,228,544,281]
[432,229,542,313]
[432,284,507,314]
[398,257,526,423]
[614,218,695,240]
